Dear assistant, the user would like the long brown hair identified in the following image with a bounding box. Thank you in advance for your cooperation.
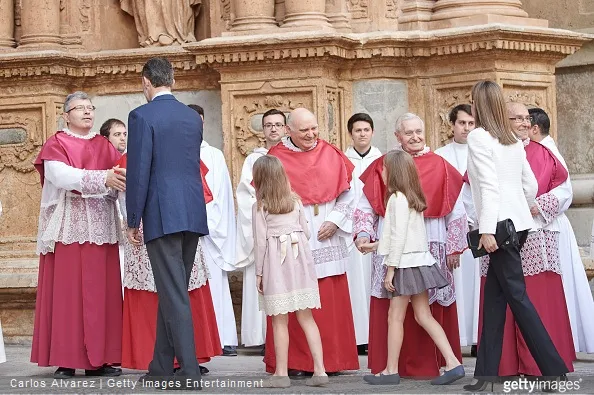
[471,80,517,146]
[384,150,427,212]
[252,155,299,214]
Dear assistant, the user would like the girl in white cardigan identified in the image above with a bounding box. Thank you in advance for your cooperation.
[360,150,464,386]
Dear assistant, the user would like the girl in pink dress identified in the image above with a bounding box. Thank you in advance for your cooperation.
[252,155,329,388]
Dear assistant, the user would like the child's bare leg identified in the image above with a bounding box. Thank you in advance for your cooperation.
[410,291,461,370]
[295,309,327,376]
[271,313,289,376]
[383,295,409,375]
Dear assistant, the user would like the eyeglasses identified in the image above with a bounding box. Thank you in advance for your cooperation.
[66,105,96,113]
[509,116,532,124]
[263,123,285,130]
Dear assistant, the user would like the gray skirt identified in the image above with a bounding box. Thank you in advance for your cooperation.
[390,264,449,297]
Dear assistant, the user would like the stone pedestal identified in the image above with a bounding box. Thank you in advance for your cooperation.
[282,0,333,30]
[430,0,548,29]
[230,0,278,33]
[0,0,15,48]
[19,0,61,49]
[398,0,435,31]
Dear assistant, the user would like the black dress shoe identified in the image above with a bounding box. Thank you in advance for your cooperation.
[85,365,122,377]
[54,367,75,379]
[260,345,266,356]
[173,366,209,375]
[471,345,477,357]
[463,380,493,392]
[222,346,238,356]
[288,369,313,379]
[327,372,341,377]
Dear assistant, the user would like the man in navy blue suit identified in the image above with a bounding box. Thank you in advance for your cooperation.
[126,57,208,388]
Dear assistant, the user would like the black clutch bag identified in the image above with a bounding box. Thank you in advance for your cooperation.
[466,219,519,258]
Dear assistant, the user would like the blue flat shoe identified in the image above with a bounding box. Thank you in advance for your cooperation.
[363,373,401,385]
[431,365,465,385]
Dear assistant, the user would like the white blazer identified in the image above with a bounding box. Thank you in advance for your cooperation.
[466,127,538,234]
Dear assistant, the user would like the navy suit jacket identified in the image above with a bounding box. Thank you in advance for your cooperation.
[126,93,209,242]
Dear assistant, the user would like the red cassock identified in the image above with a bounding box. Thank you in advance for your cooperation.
[31,131,123,370]
[476,140,575,376]
[359,151,464,378]
[263,140,360,373]
[119,154,221,370]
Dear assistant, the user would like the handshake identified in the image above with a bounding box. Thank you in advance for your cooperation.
[355,237,378,255]
[106,165,127,192]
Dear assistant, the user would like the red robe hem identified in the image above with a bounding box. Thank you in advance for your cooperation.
[367,297,462,378]
[121,283,222,370]
[263,274,359,373]
[477,272,575,376]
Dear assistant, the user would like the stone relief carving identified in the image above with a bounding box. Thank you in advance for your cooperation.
[233,94,309,156]
[221,0,231,21]
[326,89,339,146]
[437,88,472,144]
[505,90,545,109]
[386,0,401,18]
[120,0,202,47]
[347,0,369,19]
[0,112,43,173]
[80,0,92,31]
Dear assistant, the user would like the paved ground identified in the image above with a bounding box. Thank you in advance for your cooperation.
[1,345,593,393]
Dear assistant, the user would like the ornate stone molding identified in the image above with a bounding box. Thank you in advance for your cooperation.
[189,25,592,68]
[0,107,44,173]
[347,0,369,19]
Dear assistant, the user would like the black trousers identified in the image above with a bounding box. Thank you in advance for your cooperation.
[145,231,200,378]
[474,230,569,380]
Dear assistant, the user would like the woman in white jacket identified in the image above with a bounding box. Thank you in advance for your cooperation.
[464,80,567,391]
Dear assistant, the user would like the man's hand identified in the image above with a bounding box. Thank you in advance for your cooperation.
[446,254,461,271]
[127,227,142,246]
[355,237,370,253]
[530,205,540,216]
[317,221,338,241]
[256,275,263,294]
[478,233,498,253]
[106,168,126,192]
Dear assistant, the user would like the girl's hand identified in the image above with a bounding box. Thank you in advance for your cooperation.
[478,234,498,253]
[384,269,395,293]
[256,275,263,294]
[359,242,378,255]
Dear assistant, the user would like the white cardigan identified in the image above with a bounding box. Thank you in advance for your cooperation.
[377,192,436,268]
[466,127,538,234]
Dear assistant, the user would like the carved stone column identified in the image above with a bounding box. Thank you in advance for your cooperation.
[19,0,61,48]
[0,0,15,48]
[398,0,435,31]
[282,0,333,30]
[430,0,548,29]
[326,0,351,32]
[230,0,278,32]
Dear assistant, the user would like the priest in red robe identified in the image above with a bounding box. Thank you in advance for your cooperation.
[474,103,575,376]
[31,92,125,378]
[354,112,467,378]
[119,153,221,373]
[264,108,360,376]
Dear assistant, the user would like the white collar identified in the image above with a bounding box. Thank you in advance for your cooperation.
[253,147,268,155]
[62,128,96,140]
[152,91,173,100]
[281,136,318,152]
[201,140,211,148]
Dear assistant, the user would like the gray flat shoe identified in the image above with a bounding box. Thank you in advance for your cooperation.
[305,375,329,387]
[263,376,291,388]
[363,373,401,385]
[431,365,465,385]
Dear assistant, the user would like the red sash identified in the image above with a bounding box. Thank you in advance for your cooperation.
[360,151,463,218]
[524,140,568,197]
[268,139,355,205]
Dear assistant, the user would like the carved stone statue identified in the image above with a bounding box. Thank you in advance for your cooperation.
[121,0,202,47]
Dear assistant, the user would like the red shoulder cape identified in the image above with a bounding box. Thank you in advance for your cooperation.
[116,153,213,204]
[34,131,121,187]
[267,139,355,205]
[360,151,463,218]
[524,140,568,197]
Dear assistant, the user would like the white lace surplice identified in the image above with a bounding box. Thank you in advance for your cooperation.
[118,192,209,293]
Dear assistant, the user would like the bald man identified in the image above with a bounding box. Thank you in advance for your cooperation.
[474,103,575,377]
[264,108,359,376]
